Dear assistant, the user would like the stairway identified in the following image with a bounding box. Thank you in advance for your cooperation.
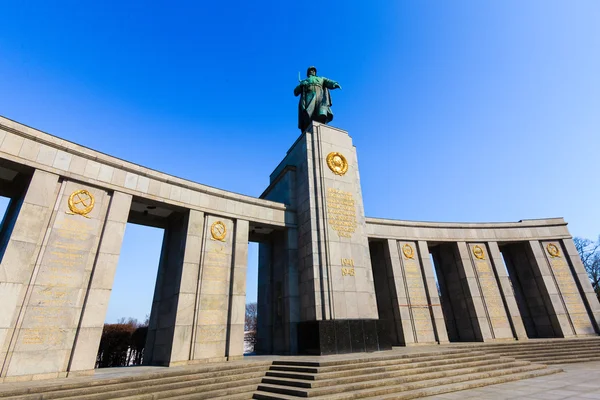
[252,349,560,399]
[0,346,568,400]
[0,361,273,400]
[451,336,600,365]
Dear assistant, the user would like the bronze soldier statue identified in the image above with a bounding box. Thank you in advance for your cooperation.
[294,66,341,132]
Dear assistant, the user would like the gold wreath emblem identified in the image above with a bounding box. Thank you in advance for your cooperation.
[473,245,485,260]
[402,243,414,259]
[67,189,95,218]
[326,152,349,176]
[210,221,227,241]
[547,243,560,258]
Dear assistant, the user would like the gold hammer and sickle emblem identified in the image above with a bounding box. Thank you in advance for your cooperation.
[402,243,415,259]
[547,243,561,258]
[473,245,485,260]
[210,221,227,242]
[67,189,95,218]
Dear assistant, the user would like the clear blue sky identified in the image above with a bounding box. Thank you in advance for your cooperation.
[1,1,598,322]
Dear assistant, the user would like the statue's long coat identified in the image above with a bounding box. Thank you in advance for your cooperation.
[294,76,339,132]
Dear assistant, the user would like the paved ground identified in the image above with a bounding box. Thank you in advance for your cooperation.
[422,361,600,399]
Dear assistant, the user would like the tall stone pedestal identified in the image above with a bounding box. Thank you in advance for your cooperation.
[260,122,389,354]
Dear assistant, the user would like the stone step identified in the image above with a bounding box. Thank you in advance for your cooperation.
[486,342,600,352]
[257,360,534,398]
[262,357,520,389]
[365,367,562,400]
[265,353,498,381]
[541,356,600,364]
[514,352,600,362]
[146,383,260,400]
[478,342,600,354]
[490,347,600,359]
[271,349,480,369]
[0,363,272,399]
[269,366,319,374]
[251,366,560,400]
[453,337,600,350]
[275,350,488,375]
[310,349,476,368]
[67,377,263,400]
[272,361,320,367]
[307,364,553,399]
[2,374,263,400]
[312,354,500,380]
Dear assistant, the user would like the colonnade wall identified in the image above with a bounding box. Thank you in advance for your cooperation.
[366,218,600,345]
[0,117,293,381]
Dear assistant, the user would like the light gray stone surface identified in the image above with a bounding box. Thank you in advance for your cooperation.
[422,361,600,399]
[0,117,293,230]
[2,179,113,380]
[68,191,133,374]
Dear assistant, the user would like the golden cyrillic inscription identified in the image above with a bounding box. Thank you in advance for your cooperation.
[473,255,510,334]
[401,250,434,342]
[327,188,357,238]
[545,245,590,330]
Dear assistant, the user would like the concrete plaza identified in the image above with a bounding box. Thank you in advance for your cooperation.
[423,361,600,400]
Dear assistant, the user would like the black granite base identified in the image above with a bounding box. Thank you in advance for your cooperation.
[297,319,392,355]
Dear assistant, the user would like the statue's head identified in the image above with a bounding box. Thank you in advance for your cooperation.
[307,66,317,77]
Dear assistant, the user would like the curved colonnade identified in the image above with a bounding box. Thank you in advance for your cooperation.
[0,116,597,382]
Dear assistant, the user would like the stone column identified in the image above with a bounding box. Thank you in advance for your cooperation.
[417,241,449,344]
[2,179,112,380]
[527,240,574,337]
[385,239,414,345]
[225,219,248,361]
[455,242,489,341]
[562,238,600,334]
[282,228,300,354]
[464,242,514,341]
[191,215,235,362]
[144,210,204,366]
[369,240,398,346]
[540,240,596,336]
[67,191,132,375]
[256,241,273,354]
[395,241,438,344]
[0,170,59,380]
[487,242,528,340]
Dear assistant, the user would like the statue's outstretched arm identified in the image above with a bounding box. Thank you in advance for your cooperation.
[323,77,342,90]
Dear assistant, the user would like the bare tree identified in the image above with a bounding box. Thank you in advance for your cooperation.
[244,303,258,353]
[574,236,600,300]
[245,302,258,332]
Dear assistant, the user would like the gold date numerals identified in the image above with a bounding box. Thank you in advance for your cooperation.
[341,258,355,276]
